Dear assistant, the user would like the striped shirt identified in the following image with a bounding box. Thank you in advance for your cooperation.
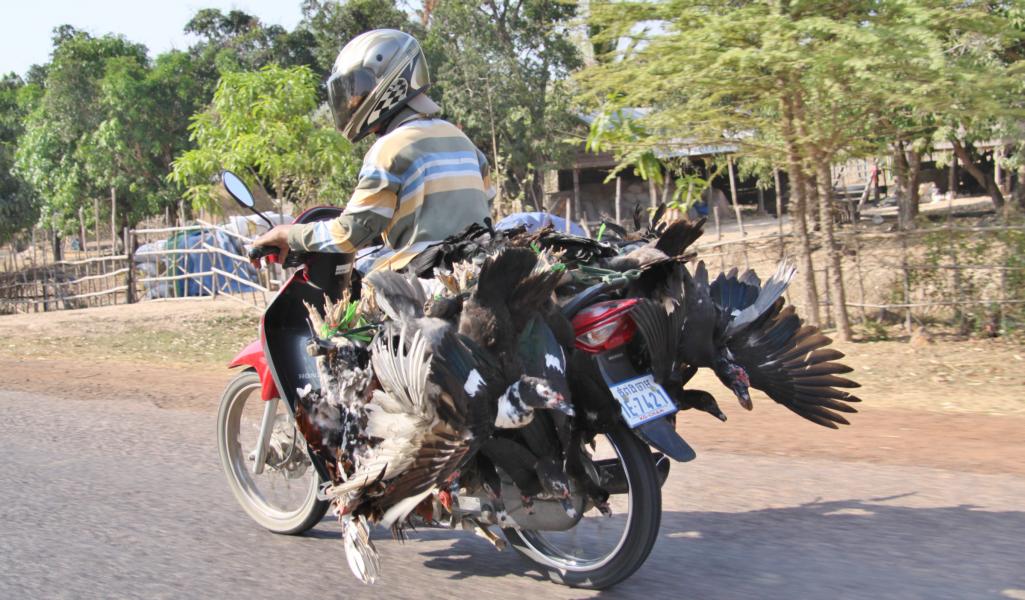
[288,117,495,271]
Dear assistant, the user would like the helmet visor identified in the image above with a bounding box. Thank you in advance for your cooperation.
[327,67,377,134]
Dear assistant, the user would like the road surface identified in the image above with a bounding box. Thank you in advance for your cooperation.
[1,390,1023,600]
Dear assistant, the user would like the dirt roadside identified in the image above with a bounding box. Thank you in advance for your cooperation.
[2,300,1024,477]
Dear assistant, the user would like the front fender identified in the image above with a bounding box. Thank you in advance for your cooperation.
[229,340,279,401]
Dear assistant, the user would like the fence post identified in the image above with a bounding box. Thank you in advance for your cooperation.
[615,175,622,226]
[574,168,582,233]
[899,231,913,332]
[727,157,746,236]
[125,227,136,304]
[110,187,117,254]
[210,223,219,300]
[93,198,100,257]
[774,167,785,259]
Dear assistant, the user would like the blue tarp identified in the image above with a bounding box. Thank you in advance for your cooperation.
[166,230,259,297]
[495,212,586,237]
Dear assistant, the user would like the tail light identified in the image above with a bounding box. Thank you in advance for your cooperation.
[572,299,639,353]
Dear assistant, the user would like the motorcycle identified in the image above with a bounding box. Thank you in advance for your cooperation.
[215,171,696,589]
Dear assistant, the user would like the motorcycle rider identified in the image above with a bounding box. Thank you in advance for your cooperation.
[252,29,494,270]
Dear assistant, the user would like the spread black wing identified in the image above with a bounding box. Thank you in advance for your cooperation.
[726,299,861,428]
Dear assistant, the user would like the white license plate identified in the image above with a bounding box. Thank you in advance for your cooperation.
[608,375,677,428]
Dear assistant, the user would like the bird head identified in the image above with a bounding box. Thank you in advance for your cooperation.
[518,376,576,417]
[712,356,752,410]
[494,376,575,429]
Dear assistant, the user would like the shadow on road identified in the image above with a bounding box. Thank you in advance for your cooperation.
[371,496,1025,599]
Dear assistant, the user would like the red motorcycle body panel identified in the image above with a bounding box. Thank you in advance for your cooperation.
[571,298,640,353]
[229,336,278,401]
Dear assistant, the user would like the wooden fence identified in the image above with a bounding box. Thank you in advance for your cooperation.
[690,217,1025,333]
[1,222,274,315]
[4,204,1022,334]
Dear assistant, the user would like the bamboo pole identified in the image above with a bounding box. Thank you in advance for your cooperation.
[614,175,622,226]
[110,187,117,255]
[949,151,958,199]
[78,207,86,259]
[900,231,913,332]
[774,168,785,259]
[727,157,746,236]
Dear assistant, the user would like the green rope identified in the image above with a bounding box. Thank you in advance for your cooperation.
[571,265,643,286]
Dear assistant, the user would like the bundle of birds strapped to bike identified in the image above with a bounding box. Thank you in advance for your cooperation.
[288,207,861,586]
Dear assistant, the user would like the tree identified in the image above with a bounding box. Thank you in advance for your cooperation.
[577,0,1025,341]
[78,50,210,227]
[185,8,318,76]
[0,74,39,245]
[14,28,150,233]
[424,0,582,210]
[299,0,418,76]
[169,65,358,212]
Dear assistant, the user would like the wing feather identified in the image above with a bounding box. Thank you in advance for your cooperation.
[727,300,861,427]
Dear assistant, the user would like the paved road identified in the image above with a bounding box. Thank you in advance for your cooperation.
[2,390,1024,600]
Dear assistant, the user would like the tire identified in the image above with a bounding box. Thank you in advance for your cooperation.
[217,370,329,535]
[502,425,662,589]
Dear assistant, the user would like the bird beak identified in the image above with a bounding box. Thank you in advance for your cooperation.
[547,394,575,417]
[732,385,752,411]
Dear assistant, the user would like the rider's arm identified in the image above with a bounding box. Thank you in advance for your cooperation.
[286,164,399,254]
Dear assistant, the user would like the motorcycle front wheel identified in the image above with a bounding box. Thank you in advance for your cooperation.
[502,424,662,589]
[217,370,329,534]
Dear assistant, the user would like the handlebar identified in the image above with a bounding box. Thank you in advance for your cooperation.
[248,245,279,262]
[248,245,306,269]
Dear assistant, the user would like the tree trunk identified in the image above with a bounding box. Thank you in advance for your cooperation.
[780,92,821,326]
[907,149,921,222]
[892,142,921,229]
[51,229,63,263]
[951,139,1005,210]
[814,159,852,341]
[1015,164,1025,211]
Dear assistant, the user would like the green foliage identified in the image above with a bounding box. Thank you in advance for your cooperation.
[578,1,1025,176]
[860,318,892,342]
[185,9,318,80]
[299,0,419,76]
[424,0,582,206]
[13,28,215,232]
[14,28,155,231]
[169,65,358,211]
[910,224,1025,334]
[0,74,39,243]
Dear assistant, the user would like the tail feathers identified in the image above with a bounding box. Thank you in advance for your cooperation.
[367,271,426,321]
[476,248,538,298]
[655,218,706,257]
[477,248,560,315]
[715,260,798,338]
[342,514,381,584]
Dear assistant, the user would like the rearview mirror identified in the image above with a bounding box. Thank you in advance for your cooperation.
[221,169,274,229]
[221,170,255,208]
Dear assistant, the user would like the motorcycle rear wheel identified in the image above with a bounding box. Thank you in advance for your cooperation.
[217,370,329,534]
[502,424,661,589]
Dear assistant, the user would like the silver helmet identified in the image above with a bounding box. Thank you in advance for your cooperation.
[327,29,434,142]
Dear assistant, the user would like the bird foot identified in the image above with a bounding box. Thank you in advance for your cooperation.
[466,518,506,551]
[595,500,613,517]
[520,495,535,514]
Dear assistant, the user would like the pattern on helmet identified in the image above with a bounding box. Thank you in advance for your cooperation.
[367,77,409,125]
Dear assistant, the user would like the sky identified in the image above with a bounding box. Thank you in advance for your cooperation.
[1,0,305,77]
